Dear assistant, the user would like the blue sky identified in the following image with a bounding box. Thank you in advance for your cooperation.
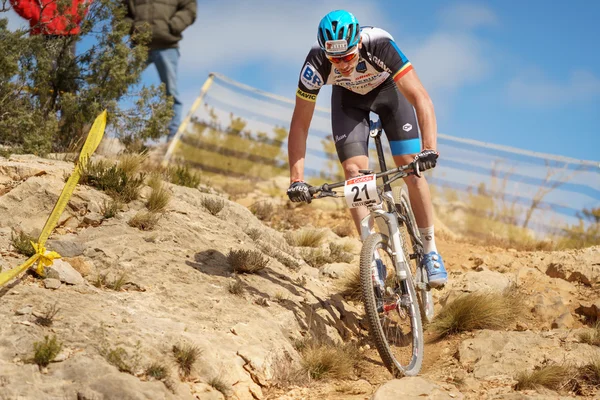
[4,1,599,162]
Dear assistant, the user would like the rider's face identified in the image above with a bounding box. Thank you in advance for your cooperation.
[327,39,362,76]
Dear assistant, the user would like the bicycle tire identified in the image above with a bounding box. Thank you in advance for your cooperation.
[360,233,424,377]
[396,189,435,323]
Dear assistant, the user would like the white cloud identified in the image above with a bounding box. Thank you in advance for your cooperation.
[507,68,600,107]
[438,3,498,30]
[407,32,490,91]
[179,1,385,73]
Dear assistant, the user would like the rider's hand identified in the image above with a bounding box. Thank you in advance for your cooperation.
[414,149,439,172]
[287,181,312,204]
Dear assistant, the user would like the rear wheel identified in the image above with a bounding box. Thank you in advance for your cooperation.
[396,188,435,323]
[360,233,424,377]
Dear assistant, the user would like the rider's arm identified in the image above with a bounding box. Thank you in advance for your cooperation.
[394,70,437,151]
[288,96,316,183]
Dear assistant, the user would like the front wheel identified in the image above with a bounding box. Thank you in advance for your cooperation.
[360,233,424,377]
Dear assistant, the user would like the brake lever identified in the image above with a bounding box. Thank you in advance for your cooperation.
[316,190,339,198]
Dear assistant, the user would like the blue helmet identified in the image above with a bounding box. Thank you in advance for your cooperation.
[317,10,361,55]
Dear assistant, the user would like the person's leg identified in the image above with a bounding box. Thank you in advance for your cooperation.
[331,86,371,238]
[152,48,183,140]
[374,81,447,287]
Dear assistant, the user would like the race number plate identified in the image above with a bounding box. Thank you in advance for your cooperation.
[344,174,381,209]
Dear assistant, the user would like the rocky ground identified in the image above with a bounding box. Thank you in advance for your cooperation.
[0,154,598,400]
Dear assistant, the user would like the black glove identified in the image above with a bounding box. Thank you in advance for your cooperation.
[414,149,439,176]
[287,181,312,203]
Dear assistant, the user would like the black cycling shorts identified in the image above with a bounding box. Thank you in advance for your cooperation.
[331,78,421,163]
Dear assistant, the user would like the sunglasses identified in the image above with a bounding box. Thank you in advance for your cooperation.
[327,50,358,64]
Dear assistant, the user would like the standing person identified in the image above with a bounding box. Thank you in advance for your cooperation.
[286,9,448,287]
[122,0,197,141]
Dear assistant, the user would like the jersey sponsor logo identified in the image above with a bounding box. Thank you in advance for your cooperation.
[296,88,317,102]
[403,123,413,132]
[300,63,324,90]
[325,39,348,53]
[347,175,375,185]
[334,134,347,143]
[370,53,392,74]
[356,61,367,73]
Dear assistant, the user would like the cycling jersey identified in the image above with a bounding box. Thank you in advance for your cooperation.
[296,27,413,101]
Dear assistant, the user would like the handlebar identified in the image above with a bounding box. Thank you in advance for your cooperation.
[308,159,435,198]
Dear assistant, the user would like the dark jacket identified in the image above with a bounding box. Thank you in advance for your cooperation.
[10,0,90,35]
[122,0,196,49]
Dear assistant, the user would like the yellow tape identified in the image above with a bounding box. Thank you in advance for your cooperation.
[0,110,107,287]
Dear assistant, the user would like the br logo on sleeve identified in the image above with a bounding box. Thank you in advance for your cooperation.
[301,63,324,90]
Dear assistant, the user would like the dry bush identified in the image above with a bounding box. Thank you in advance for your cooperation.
[100,199,121,219]
[337,267,361,302]
[172,343,201,379]
[250,201,275,221]
[256,240,300,271]
[10,229,36,257]
[227,249,268,274]
[270,352,308,388]
[515,364,576,391]
[164,165,202,188]
[245,227,262,241]
[285,228,327,248]
[128,211,160,231]
[34,303,60,327]
[202,197,225,216]
[93,272,128,291]
[228,277,245,296]
[146,180,171,213]
[578,322,600,347]
[301,243,354,268]
[299,339,361,380]
[118,153,147,177]
[33,335,62,368]
[80,158,145,203]
[428,287,525,339]
[105,347,138,374]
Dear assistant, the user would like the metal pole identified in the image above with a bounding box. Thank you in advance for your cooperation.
[162,73,216,167]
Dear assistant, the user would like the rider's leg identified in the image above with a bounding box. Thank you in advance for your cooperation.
[341,155,370,235]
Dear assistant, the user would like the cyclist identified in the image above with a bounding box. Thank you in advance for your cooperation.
[286,9,447,287]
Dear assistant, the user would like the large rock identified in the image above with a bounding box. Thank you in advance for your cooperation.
[372,377,463,399]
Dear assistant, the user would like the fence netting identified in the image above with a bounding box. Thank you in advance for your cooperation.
[167,73,599,238]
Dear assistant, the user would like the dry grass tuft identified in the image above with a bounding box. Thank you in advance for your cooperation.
[428,286,525,339]
[250,201,275,221]
[146,179,171,213]
[299,339,361,380]
[33,335,62,368]
[228,277,245,296]
[227,249,268,274]
[285,228,327,248]
[128,211,160,231]
[337,267,362,302]
[515,364,576,391]
[172,343,201,379]
[578,322,600,347]
[207,375,231,396]
[202,197,225,216]
[145,362,170,380]
[578,357,600,387]
[10,229,36,257]
[166,164,202,188]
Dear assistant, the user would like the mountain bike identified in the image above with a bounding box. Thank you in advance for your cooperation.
[307,120,436,377]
